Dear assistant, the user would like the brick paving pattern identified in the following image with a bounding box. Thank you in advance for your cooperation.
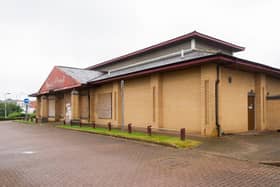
[0,121,279,187]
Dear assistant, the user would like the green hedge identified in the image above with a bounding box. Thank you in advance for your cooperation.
[0,117,16,121]
[8,112,25,119]
[8,112,35,119]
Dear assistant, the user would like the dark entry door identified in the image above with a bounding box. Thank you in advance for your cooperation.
[248,95,255,130]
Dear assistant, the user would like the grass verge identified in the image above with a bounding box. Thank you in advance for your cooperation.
[57,125,201,148]
[14,120,35,125]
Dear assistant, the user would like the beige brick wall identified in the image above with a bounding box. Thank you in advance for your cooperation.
[124,76,153,128]
[219,67,255,133]
[266,76,280,95]
[267,99,280,130]
[266,75,280,130]
[161,67,201,132]
[37,64,280,135]
[200,63,217,136]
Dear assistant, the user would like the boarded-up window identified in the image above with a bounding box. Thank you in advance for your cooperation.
[97,93,112,119]
[48,99,55,117]
[80,95,89,119]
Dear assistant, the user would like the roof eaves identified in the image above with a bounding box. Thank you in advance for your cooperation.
[87,54,280,85]
[88,54,219,85]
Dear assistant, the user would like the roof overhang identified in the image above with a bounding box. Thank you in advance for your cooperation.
[32,83,87,97]
[87,54,280,85]
[29,92,39,97]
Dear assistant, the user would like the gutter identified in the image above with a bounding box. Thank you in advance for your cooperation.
[215,64,221,137]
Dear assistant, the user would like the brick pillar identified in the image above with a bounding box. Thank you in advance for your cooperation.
[150,74,163,128]
[71,90,80,120]
[40,95,48,122]
[113,82,122,127]
[255,73,267,130]
[36,96,41,119]
[201,64,217,136]
[89,89,95,123]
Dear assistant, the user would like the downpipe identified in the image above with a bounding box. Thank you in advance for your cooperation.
[88,89,90,121]
[120,80,125,131]
[215,64,222,137]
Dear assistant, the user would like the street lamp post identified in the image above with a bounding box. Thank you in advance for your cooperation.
[4,92,11,119]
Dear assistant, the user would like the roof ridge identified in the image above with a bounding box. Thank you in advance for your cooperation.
[57,65,104,73]
[56,65,84,70]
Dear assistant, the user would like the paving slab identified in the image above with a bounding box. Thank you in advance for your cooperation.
[191,131,280,162]
[0,121,280,187]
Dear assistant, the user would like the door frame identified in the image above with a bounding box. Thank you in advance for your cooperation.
[248,91,256,130]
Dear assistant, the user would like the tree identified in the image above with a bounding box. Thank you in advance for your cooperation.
[0,102,23,117]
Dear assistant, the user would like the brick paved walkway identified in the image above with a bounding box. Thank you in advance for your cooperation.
[0,121,279,187]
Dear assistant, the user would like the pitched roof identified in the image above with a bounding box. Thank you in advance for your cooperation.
[30,52,280,97]
[57,66,103,84]
[90,49,213,82]
[88,53,280,85]
[86,31,245,70]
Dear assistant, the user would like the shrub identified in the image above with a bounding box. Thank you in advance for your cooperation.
[8,112,25,119]
[29,113,36,119]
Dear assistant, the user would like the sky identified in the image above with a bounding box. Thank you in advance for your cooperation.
[0,0,279,100]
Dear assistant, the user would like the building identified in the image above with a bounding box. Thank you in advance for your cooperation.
[15,100,36,114]
[31,31,280,136]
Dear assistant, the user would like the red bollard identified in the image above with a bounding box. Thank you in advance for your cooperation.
[70,120,72,126]
[180,128,186,141]
[79,121,82,127]
[128,123,132,133]
[92,122,96,128]
[35,118,38,123]
[63,120,66,125]
[147,125,152,136]
[108,122,112,131]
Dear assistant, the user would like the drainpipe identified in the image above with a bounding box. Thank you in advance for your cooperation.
[120,80,125,130]
[215,64,221,137]
[88,89,90,122]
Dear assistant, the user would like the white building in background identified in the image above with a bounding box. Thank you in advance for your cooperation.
[13,99,36,114]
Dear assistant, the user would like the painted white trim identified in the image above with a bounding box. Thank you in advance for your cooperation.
[180,49,185,58]
[191,38,196,50]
